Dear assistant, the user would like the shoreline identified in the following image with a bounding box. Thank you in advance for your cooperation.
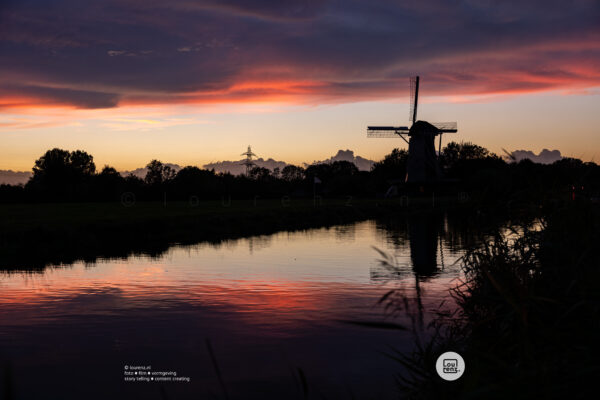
[1,197,469,271]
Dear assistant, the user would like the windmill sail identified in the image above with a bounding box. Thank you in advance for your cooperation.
[409,76,419,124]
[430,122,457,132]
[366,126,409,138]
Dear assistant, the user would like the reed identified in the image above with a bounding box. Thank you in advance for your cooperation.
[378,200,600,398]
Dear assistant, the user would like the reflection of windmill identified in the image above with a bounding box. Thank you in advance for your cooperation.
[241,145,257,175]
[367,76,458,183]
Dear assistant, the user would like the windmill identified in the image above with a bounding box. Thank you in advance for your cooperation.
[241,145,257,175]
[367,76,457,183]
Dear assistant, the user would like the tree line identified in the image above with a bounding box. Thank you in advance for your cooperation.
[1,143,599,203]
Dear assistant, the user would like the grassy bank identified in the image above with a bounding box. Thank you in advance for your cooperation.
[0,197,466,271]
[382,200,600,399]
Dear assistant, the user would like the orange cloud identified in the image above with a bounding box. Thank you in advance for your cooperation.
[1,0,599,111]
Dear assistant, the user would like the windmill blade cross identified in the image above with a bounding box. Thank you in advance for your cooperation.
[364,75,460,183]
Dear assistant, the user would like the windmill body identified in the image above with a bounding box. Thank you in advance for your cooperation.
[367,76,457,184]
[406,121,443,182]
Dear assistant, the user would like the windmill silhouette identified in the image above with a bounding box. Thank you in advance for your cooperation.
[367,76,457,183]
[241,145,257,175]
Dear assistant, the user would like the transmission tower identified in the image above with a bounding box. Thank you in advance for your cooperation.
[241,145,257,175]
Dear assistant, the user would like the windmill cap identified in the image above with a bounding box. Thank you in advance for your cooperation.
[409,120,439,135]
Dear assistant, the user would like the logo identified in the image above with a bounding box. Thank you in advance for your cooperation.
[443,358,458,373]
[120,192,136,207]
[436,352,465,381]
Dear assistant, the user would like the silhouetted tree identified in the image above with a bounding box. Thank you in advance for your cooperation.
[124,174,144,189]
[370,148,409,193]
[31,148,96,180]
[304,161,361,195]
[99,166,119,176]
[145,160,175,186]
[304,163,332,182]
[69,150,97,175]
[281,165,305,181]
[440,141,495,170]
[27,148,96,200]
[371,148,408,179]
[3,144,599,204]
[93,165,125,200]
[249,166,271,181]
[0,184,25,202]
[172,166,218,198]
[331,160,359,176]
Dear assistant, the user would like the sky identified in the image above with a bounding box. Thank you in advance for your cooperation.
[1,0,599,171]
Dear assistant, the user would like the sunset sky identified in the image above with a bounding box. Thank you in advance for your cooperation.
[1,0,599,171]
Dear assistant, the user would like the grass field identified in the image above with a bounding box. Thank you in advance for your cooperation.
[0,195,468,232]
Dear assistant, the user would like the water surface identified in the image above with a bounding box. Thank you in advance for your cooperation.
[0,216,467,399]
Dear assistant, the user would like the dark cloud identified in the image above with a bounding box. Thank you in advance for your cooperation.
[0,84,120,109]
[0,170,32,185]
[204,158,289,175]
[204,149,375,175]
[511,149,563,164]
[120,163,182,179]
[1,0,599,108]
[306,150,374,171]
